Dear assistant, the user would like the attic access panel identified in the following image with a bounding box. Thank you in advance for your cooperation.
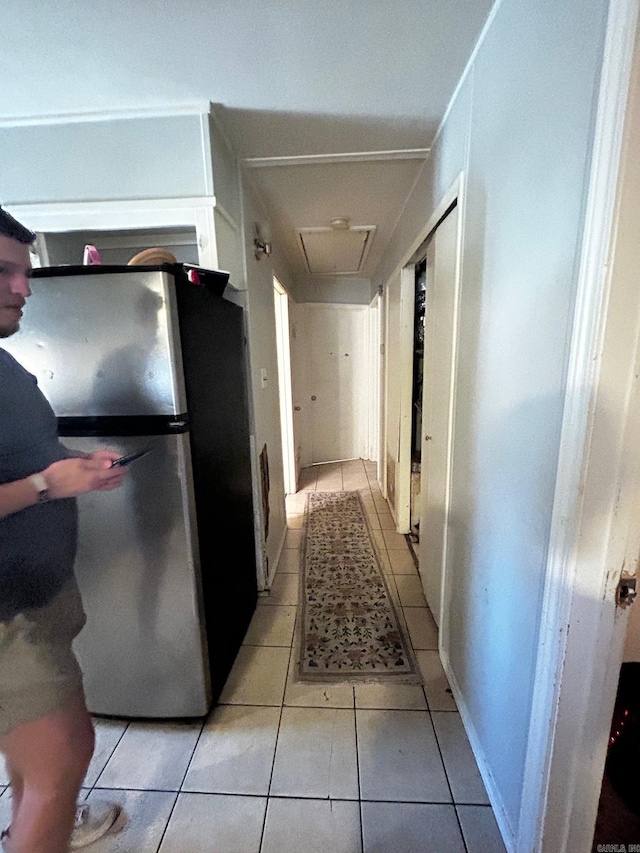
[296,226,376,275]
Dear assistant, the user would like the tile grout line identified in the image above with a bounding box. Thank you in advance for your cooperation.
[429,712,471,853]
[346,468,364,852]
[151,714,207,852]
[350,460,366,853]
[353,684,365,853]
[257,705,285,852]
[360,459,472,849]
[374,487,437,712]
[87,718,131,796]
[85,784,487,807]
[257,592,300,852]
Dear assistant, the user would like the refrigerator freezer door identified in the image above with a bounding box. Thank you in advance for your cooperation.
[2,269,187,417]
[64,433,211,718]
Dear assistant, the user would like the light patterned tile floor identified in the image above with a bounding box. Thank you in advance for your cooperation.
[0,460,507,852]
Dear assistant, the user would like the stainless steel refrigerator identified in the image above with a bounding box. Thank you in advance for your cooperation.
[3,264,257,718]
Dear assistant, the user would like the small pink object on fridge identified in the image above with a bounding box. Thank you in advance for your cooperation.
[83,244,102,265]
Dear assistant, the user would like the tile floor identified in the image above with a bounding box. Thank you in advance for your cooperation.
[0,459,507,852]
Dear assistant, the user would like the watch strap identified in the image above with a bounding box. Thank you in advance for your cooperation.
[29,473,50,503]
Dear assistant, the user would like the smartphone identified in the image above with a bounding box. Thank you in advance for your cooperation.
[110,449,151,468]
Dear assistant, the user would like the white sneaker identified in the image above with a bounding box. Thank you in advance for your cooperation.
[69,800,123,850]
[0,800,122,851]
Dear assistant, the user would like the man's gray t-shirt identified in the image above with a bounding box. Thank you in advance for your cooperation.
[0,348,78,620]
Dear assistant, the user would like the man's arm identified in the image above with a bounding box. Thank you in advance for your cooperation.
[0,454,126,519]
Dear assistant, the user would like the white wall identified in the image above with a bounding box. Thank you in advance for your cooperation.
[375,0,609,843]
[0,114,210,203]
[238,175,289,582]
[208,114,246,289]
[292,275,374,305]
[209,114,241,226]
[0,2,494,140]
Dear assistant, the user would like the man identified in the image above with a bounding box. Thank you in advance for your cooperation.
[0,207,126,853]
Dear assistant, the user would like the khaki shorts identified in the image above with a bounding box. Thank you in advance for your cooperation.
[0,578,86,738]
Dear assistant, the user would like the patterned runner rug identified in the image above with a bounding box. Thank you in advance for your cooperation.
[297,491,421,683]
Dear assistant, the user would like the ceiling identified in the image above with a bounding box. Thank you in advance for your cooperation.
[2,0,496,292]
[238,150,429,285]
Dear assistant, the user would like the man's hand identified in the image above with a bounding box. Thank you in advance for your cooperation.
[43,452,126,499]
[86,449,124,467]
[87,449,129,490]
[0,449,127,519]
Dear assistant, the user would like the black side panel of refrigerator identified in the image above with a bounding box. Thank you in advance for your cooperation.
[175,282,257,702]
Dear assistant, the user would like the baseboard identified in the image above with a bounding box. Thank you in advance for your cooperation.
[267,523,288,591]
[440,646,517,853]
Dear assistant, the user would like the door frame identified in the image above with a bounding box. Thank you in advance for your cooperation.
[414,204,463,632]
[381,268,410,514]
[366,292,382,466]
[518,2,640,850]
[393,265,417,530]
[273,276,297,495]
[417,233,437,615]
[6,196,221,269]
[393,174,465,539]
[380,282,391,500]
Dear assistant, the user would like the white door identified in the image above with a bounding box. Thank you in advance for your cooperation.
[418,206,460,626]
[304,304,367,463]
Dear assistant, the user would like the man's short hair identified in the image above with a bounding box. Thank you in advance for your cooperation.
[0,207,36,245]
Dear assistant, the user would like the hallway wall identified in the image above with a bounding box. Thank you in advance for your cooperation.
[290,275,374,305]
[0,113,209,204]
[237,174,290,584]
[374,0,609,845]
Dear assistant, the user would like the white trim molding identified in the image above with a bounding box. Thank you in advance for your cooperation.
[199,112,215,197]
[518,2,640,851]
[392,172,464,281]
[242,149,430,169]
[213,202,239,231]
[0,102,211,128]
[6,197,221,270]
[7,195,217,224]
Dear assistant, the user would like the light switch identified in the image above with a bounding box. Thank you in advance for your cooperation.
[260,368,268,388]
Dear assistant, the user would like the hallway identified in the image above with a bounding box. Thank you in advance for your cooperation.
[0,460,506,852]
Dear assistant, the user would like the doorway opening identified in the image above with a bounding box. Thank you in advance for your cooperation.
[592,660,640,846]
[398,196,461,628]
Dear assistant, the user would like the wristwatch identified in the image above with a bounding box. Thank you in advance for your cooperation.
[29,473,50,503]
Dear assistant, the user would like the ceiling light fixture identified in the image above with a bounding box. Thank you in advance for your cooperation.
[329,217,350,230]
